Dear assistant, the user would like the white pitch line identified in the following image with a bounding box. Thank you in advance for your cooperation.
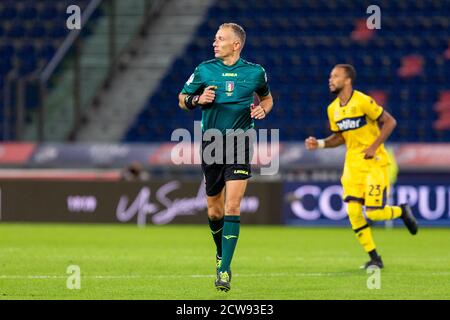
[0,273,349,280]
[1,271,449,280]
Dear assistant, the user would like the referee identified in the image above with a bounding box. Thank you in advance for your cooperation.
[178,23,273,292]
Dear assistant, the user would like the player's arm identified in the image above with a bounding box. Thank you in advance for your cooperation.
[305,133,345,150]
[251,93,273,120]
[363,110,397,159]
[178,86,216,110]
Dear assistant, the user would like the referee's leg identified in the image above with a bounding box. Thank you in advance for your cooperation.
[207,189,225,261]
[218,180,247,274]
[207,189,225,220]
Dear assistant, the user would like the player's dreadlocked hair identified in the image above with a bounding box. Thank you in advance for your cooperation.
[220,23,246,48]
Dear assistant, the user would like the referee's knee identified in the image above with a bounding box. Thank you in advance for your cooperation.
[225,200,241,215]
[207,205,224,220]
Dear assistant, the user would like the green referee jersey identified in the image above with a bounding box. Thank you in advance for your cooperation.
[180,58,270,134]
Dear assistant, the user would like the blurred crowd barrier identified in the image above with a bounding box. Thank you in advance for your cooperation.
[0,175,449,226]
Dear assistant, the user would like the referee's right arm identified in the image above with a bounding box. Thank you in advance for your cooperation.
[178,93,191,110]
[179,86,216,110]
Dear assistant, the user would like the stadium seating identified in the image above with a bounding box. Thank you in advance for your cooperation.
[0,0,92,139]
[124,0,450,142]
[433,90,450,130]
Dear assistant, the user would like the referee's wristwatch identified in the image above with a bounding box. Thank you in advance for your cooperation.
[192,95,200,106]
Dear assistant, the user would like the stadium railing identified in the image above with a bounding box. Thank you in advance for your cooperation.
[2,0,164,142]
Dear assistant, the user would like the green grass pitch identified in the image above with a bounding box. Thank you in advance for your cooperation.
[0,224,449,300]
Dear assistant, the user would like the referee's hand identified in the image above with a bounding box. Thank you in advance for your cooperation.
[198,86,216,105]
[250,104,266,120]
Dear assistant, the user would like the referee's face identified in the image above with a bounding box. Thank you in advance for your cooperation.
[213,27,239,59]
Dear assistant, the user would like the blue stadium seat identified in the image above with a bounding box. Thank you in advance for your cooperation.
[0,58,13,75]
[18,5,38,20]
[7,22,26,38]
[27,21,46,38]
[123,0,450,142]
[0,0,101,141]
[0,4,18,20]
[38,3,58,21]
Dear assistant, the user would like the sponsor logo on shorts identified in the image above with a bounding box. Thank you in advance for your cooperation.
[234,170,249,175]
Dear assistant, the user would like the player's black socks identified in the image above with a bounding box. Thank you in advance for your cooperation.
[209,217,224,258]
[369,249,380,260]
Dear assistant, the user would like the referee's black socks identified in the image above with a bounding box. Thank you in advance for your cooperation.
[209,217,224,258]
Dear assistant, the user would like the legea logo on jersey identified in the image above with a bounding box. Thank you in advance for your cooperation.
[222,73,237,77]
[336,116,366,131]
[226,81,235,96]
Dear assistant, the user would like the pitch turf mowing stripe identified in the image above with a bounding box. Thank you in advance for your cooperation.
[0,224,449,299]
[2,271,450,279]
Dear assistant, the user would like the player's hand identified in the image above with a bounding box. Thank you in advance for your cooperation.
[363,146,377,159]
[198,86,216,105]
[250,104,266,120]
[305,136,319,150]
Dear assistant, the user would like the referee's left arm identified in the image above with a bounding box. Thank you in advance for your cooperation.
[258,93,273,115]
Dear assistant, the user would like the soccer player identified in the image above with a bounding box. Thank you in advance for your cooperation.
[178,23,273,291]
[305,64,418,269]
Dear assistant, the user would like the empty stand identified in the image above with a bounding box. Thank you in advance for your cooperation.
[124,0,449,142]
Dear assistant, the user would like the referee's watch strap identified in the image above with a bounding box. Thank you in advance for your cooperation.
[184,95,199,110]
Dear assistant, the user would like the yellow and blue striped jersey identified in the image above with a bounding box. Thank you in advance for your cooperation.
[327,90,390,169]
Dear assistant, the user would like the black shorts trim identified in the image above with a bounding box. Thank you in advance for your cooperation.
[224,175,252,182]
[344,196,365,204]
[366,205,386,209]
[204,183,225,197]
[365,187,387,209]
[203,164,252,197]
[353,223,370,233]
